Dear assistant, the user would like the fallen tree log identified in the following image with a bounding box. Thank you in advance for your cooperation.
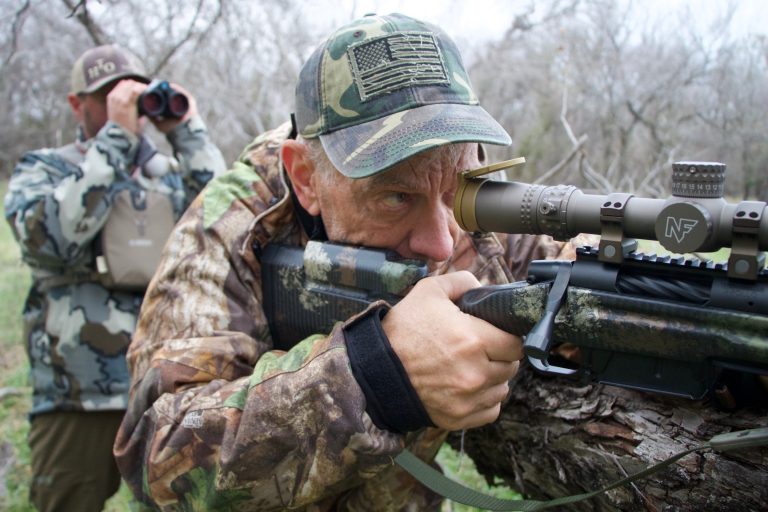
[450,364,768,511]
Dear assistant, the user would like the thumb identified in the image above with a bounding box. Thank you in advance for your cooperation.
[426,270,481,302]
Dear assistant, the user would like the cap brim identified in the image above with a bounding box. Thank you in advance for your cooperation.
[80,73,150,94]
[319,103,511,178]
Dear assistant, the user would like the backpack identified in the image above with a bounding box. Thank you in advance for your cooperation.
[95,186,176,290]
[53,139,176,291]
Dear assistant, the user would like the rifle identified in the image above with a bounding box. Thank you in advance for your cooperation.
[261,160,768,401]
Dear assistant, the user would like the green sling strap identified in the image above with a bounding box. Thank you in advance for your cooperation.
[395,427,768,511]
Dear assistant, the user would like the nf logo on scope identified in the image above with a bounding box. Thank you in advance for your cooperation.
[665,217,698,243]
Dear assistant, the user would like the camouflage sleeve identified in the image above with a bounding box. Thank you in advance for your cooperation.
[3,122,138,268]
[115,169,443,510]
[501,233,577,281]
[166,114,227,199]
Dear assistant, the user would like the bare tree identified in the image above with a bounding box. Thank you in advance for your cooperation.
[470,0,768,200]
[3,0,765,189]
[61,0,108,45]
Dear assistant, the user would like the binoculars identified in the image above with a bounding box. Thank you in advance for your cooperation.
[137,80,189,119]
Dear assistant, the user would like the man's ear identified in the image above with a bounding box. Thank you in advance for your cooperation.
[67,93,84,124]
[281,139,321,216]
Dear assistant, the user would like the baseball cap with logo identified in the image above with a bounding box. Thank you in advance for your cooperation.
[70,44,149,95]
[294,13,511,178]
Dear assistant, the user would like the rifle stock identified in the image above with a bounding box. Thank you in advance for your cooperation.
[261,241,427,351]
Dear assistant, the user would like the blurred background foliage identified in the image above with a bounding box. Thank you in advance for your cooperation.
[1,0,766,197]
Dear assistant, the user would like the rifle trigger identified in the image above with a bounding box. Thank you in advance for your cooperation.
[524,262,577,376]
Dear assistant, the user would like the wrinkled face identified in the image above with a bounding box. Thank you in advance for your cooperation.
[312,143,481,271]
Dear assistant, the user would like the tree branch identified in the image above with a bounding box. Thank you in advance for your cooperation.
[150,0,223,75]
[0,0,31,74]
[535,134,587,184]
[560,86,612,192]
[62,0,108,46]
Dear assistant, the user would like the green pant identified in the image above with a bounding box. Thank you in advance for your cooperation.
[28,410,124,512]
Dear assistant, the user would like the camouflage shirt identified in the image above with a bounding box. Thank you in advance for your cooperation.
[4,116,226,416]
[114,123,574,510]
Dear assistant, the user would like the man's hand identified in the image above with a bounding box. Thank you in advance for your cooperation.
[108,80,198,136]
[148,83,198,134]
[382,271,523,431]
[107,79,145,135]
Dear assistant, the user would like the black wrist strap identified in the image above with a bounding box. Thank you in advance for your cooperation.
[345,305,433,433]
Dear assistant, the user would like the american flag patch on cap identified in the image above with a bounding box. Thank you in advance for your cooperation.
[348,32,450,101]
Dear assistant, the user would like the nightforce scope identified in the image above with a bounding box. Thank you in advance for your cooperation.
[454,159,767,280]
[137,80,189,119]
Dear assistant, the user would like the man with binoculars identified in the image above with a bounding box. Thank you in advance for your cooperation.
[4,44,225,511]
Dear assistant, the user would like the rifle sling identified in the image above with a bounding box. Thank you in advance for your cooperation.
[395,427,768,511]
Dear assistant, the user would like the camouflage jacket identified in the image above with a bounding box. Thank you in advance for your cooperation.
[114,122,574,511]
[4,117,226,416]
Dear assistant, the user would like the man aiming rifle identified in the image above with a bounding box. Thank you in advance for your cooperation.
[114,12,767,510]
[114,13,573,510]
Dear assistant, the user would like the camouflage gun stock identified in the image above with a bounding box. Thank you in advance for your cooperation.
[261,160,768,401]
[261,241,427,351]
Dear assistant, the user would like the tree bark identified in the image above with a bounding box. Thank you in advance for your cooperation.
[451,364,768,511]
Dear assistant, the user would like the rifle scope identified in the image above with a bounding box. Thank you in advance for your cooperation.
[454,159,767,279]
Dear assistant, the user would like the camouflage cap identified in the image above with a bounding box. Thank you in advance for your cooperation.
[70,44,149,95]
[294,13,511,178]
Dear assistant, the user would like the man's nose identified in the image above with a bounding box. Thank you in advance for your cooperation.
[409,205,454,262]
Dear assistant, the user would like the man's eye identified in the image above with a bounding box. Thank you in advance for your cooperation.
[382,192,408,207]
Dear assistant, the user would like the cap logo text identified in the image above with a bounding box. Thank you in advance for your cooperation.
[87,58,118,81]
[348,32,449,101]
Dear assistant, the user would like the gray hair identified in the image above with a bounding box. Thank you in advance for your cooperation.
[297,137,337,185]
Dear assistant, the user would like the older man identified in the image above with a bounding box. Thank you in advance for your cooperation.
[115,14,571,510]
